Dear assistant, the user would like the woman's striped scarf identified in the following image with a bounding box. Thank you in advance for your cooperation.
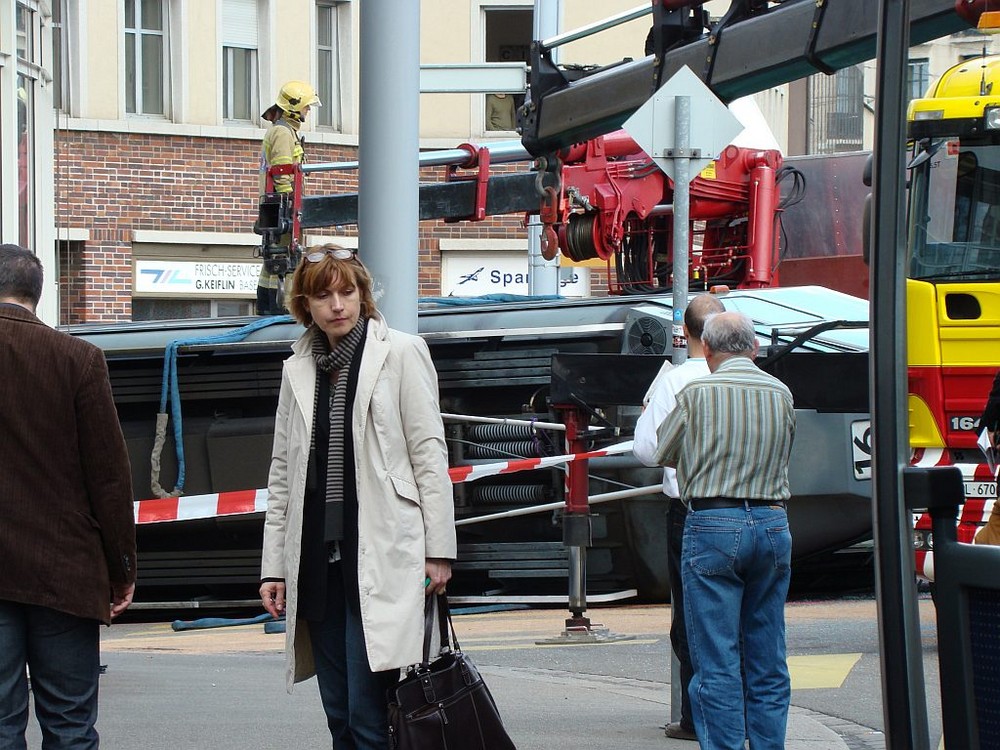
[310,316,367,542]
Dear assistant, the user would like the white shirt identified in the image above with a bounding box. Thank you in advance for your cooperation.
[632,357,710,498]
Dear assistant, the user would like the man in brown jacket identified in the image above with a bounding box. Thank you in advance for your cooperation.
[0,244,136,748]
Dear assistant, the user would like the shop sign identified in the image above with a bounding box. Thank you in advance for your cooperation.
[135,260,259,296]
[442,254,589,297]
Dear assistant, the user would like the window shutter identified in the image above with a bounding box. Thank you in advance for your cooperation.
[223,0,258,48]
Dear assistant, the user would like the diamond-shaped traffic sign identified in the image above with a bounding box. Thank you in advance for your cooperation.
[623,66,743,181]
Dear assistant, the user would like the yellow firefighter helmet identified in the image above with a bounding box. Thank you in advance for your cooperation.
[262,81,321,123]
[276,81,321,114]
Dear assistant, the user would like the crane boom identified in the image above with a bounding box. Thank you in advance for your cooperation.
[301,172,557,229]
[519,0,969,155]
[299,0,972,231]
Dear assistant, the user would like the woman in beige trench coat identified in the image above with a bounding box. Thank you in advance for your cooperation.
[259,245,457,749]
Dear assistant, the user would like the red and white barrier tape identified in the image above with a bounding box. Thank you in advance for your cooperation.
[134,488,269,524]
[910,448,997,581]
[911,448,996,529]
[134,440,635,525]
[447,440,633,484]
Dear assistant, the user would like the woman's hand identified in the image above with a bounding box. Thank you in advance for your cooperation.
[424,558,452,596]
[260,580,286,618]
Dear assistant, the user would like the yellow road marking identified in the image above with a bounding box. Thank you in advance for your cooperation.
[466,638,662,652]
[788,653,862,690]
[117,622,261,638]
[119,623,174,636]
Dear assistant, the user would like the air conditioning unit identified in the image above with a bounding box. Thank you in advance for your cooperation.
[622,304,673,355]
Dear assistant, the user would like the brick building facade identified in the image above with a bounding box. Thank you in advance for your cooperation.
[53,127,573,324]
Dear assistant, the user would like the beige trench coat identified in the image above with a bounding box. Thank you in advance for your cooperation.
[261,315,457,690]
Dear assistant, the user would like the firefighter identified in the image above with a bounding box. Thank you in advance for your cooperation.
[256,81,321,315]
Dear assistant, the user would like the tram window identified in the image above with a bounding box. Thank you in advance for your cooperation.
[132,298,253,321]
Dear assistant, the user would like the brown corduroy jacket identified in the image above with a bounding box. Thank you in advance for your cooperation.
[0,303,136,624]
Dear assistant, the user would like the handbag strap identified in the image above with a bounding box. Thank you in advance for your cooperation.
[420,593,461,666]
[420,594,451,665]
[437,593,462,652]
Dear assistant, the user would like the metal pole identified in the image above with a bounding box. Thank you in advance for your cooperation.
[527,219,559,296]
[670,650,683,725]
[441,412,571,431]
[454,485,662,527]
[359,0,420,333]
[666,93,692,728]
[671,96,691,366]
[562,407,590,620]
[542,4,651,50]
[303,139,532,174]
[870,1,930,748]
[528,0,562,297]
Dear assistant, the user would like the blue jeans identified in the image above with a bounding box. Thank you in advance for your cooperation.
[0,600,101,750]
[306,563,399,750]
[682,504,792,750]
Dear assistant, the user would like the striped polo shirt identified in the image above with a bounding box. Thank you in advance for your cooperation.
[652,356,795,503]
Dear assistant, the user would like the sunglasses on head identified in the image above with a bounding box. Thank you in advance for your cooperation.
[305,247,357,263]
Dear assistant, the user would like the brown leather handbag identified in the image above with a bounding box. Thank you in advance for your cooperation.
[387,594,517,750]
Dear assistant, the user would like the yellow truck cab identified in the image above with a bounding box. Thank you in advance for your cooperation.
[906,55,1000,569]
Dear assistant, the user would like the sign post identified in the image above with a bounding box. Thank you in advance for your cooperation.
[622,64,742,727]
[671,95,691,366]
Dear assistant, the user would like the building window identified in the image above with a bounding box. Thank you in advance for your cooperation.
[807,64,864,154]
[316,0,343,130]
[223,0,258,122]
[223,48,258,121]
[15,2,38,250]
[17,74,33,250]
[16,2,34,61]
[52,0,70,112]
[908,58,930,102]
[483,8,531,131]
[124,0,167,116]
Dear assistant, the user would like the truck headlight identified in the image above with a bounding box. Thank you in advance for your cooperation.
[986,106,1000,130]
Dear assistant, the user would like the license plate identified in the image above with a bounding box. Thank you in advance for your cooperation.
[965,482,998,499]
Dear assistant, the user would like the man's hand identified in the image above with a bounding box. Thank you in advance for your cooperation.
[110,582,135,619]
[260,581,286,619]
[425,558,452,596]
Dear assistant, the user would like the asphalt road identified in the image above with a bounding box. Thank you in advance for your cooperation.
[21,593,943,749]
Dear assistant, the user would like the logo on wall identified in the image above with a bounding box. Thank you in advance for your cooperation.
[139,267,194,287]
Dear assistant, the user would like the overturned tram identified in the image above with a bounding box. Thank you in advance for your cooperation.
[67,285,872,604]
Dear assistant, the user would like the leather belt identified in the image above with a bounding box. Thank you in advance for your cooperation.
[689,498,786,512]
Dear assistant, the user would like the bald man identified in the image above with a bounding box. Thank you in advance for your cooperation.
[633,293,725,741]
[652,311,795,750]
